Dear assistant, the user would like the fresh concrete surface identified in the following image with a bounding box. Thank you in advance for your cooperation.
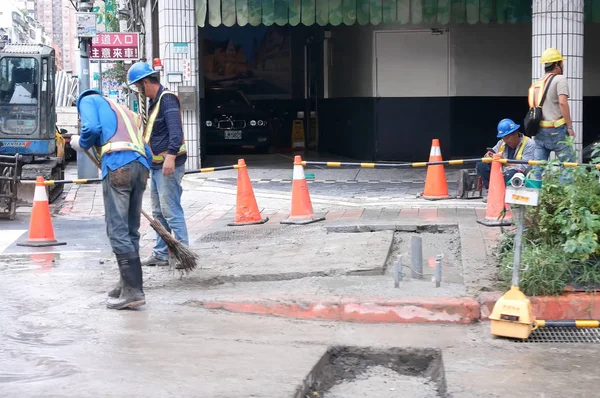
[323,367,439,398]
[190,226,394,280]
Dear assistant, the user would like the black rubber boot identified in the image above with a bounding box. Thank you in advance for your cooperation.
[107,277,122,299]
[107,253,145,310]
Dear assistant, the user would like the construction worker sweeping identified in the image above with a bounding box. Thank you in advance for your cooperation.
[475,118,535,201]
[525,48,576,179]
[70,89,152,310]
[127,62,190,268]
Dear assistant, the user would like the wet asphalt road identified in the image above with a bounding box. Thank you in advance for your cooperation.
[2,217,600,397]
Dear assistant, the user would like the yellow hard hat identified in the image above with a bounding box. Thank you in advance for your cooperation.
[540,48,564,64]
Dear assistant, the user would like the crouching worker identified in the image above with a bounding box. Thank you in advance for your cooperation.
[70,89,152,310]
[476,118,535,195]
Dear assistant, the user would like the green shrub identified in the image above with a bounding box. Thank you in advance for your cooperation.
[497,137,600,295]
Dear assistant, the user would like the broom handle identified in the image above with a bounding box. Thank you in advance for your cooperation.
[140,209,154,222]
[84,149,101,169]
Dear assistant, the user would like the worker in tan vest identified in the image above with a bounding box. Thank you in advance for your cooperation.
[528,48,576,180]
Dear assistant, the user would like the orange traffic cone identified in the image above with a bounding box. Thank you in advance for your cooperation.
[17,176,66,247]
[281,155,325,225]
[228,159,269,226]
[477,155,513,227]
[422,139,450,200]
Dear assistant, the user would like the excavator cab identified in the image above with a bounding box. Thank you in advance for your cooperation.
[0,44,64,219]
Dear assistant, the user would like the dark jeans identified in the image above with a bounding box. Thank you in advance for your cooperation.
[150,163,189,260]
[532,125,575,180]
[475,162,519,189]
[102,160,149,255]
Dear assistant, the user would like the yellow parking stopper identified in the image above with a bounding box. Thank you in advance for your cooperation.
[489,173,541,340]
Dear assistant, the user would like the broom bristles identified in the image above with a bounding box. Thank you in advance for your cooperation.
[144,212,199,274]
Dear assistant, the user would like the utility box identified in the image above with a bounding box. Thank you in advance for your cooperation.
[177,86,197,111]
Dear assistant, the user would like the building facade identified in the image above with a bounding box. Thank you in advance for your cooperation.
[142,0,599,167]
[0,1,51,49]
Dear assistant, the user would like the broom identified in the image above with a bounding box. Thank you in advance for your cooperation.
[84,150,199,273]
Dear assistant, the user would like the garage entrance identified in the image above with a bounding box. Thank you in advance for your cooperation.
[199,25,326,163]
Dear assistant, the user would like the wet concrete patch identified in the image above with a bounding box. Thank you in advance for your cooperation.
[190,226,394,282]
[299,346,447,398]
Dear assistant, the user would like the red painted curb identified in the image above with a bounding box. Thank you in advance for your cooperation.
[196,296,480,324]
[479,291,600,320]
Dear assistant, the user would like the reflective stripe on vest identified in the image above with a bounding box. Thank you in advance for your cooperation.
[97,99,146,158]
[499,136,530,161]
[144,90,187,163]
[528,73,554,109]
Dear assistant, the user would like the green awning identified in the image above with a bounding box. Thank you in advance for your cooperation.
[197,0,600,27]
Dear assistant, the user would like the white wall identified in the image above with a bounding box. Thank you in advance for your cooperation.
[330,23,600,98]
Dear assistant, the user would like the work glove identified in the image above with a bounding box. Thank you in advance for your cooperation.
[70,135,85,152]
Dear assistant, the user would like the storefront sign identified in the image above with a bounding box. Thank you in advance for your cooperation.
[89,33,140,61]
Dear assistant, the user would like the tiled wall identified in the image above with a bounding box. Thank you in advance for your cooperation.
[158,0,201,169]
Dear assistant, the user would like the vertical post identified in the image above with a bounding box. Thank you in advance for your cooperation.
[394,255,402,288]
[410,235,423,279]
[532,0,584,162]
[76,0,99,179]
[512,206,525,287]
[98,61,103,92]
[435,254,442,288]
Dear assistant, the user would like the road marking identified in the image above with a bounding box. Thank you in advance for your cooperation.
[0,229,27,253]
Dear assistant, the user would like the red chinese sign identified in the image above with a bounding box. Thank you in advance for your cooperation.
[89,33,140,61]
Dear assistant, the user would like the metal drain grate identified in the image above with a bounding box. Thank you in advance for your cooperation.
[515,327,600,343]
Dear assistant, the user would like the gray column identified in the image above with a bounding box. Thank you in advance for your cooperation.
[158,0,201,170]
[532,0,584,162]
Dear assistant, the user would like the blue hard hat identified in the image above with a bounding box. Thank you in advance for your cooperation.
[127,62,157,85]
[497,118,520,138]
[76,89,102,112]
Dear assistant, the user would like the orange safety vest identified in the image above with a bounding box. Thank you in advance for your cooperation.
[144,90,187,163]
[498,136,530,161]
[95,98,147,159]
[528,73,554,109]
[528,74,566,128]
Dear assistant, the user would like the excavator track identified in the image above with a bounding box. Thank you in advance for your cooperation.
[0,155,19,220]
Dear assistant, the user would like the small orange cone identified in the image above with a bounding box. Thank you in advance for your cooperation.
[422,139,450,200]
[17,176,66,247]
[228,159,269,226]
[477,155,513,227]
[281,155,325,225]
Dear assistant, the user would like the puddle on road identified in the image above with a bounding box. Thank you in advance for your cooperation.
[0,356,79,383]
[302,346,447,398]
[0,251,103,273]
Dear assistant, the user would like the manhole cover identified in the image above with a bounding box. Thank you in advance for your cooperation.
[514,327,600,343]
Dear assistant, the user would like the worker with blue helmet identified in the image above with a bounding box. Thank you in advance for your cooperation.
[70,88,152,310]
[475,118,536,197]
[127,61,189,268]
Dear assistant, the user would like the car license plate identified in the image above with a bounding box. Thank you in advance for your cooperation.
[225,131,242,140]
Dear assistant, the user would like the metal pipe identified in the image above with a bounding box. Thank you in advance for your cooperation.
[435,254,442,287]
[512,206,525,287]
[394,255,402,288]
[410,236,423,279]
[76,0,99,180]
[536,320,600,328]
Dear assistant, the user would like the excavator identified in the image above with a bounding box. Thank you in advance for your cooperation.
[0,44,67,220]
